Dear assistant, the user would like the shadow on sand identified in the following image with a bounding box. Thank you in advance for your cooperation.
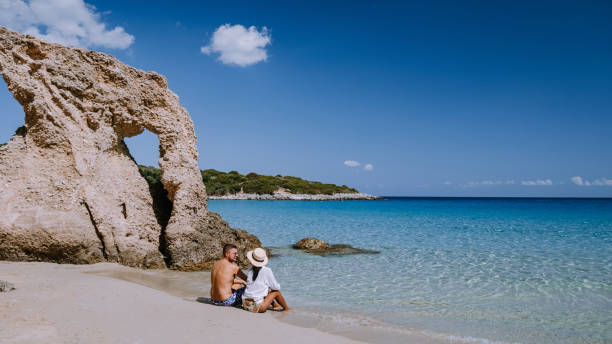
[196,297,244,309]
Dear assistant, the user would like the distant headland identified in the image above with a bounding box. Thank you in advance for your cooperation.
[138,166,383,200]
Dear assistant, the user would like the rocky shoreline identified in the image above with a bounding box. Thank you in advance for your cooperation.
[207,192,384,201]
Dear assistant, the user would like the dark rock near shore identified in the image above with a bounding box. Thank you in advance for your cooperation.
[167,211,262,271]
[294,238,380,256]
[294,238,331,250]
[0,280,15,292]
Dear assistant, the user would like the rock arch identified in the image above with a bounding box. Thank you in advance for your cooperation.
[0,27,259,270]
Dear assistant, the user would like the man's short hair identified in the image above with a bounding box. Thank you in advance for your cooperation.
[223,243,237,255]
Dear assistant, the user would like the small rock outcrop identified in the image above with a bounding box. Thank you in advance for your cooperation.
[295,238,331,251]
[0,280,15,292]
[294,238,380,255]
[0,27,260,270]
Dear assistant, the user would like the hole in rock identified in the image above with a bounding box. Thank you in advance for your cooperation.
[0,78,27,145]
[124,129,172,265]
[124,129,160,168]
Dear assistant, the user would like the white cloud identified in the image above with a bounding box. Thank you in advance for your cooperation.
[443,181,452,185]
[461,180,518,188]
[521,179,553,186]
[463,180,496,187]
[344,160,361,167]
[572,176,612,186]
[363,164,373,171]
[201,24,271,67]
[571,176,584,186]
[0,0,134,49]
[593,178,612,186]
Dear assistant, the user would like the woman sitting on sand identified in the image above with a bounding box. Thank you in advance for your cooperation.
[242,247,291,313]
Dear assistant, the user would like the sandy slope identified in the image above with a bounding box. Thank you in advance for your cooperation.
[0,261,359,344]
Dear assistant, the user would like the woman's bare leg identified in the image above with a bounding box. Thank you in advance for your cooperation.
[257,291,280,313]
[273,291,291,311]
[257,291,292,313]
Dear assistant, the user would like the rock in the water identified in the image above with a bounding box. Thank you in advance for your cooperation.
[294,238,331,250]
[0,280,15,292]
[0,26,260,270]
[293,238,379,255]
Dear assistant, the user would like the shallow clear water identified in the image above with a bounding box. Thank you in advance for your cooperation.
[208,198,612,344]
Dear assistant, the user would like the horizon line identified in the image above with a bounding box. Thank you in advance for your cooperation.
[380,196,612,199]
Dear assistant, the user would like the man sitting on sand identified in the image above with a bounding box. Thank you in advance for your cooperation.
[210,244,248,306]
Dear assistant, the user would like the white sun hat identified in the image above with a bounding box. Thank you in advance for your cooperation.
[246,247,269,267]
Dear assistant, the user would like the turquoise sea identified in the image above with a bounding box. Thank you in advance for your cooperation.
[208,198,612,344]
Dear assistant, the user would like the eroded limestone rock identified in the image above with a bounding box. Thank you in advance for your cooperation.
[0,27,260,270]
[294,237,380,256]
[294,238,331,251]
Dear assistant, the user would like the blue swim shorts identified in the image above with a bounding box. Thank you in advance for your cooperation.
[212,287,244,306]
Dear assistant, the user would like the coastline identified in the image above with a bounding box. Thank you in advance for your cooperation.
[0,261,361,344]
[208,192,384,201]
[0,261,451,344]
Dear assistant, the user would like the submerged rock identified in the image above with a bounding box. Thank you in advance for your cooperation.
[0,280,15,292]
[0,27,260,270]
[293,238,379,256]
[294,238,331,250]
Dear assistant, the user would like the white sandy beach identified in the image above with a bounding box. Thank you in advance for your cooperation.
[0,261,459,344]
[0,261,363,344]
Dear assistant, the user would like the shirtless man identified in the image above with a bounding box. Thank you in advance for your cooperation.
[210,244,248,306]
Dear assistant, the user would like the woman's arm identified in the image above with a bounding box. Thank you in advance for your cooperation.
[265,268,281,291]
[233,264,249,284]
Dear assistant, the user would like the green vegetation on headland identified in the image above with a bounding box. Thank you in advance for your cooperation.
[138,165,359,196]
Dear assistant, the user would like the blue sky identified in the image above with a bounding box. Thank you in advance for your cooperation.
[1,0,611,196]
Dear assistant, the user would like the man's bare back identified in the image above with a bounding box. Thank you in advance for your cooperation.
[211,259,240,301]
[210,246,247,303]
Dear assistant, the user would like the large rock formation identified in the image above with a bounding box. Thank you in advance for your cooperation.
[0,27,260,270]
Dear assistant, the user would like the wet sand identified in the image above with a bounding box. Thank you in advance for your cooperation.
[0,261,449,344]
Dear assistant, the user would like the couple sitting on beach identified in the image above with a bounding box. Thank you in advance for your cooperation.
[210,244,291,313]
